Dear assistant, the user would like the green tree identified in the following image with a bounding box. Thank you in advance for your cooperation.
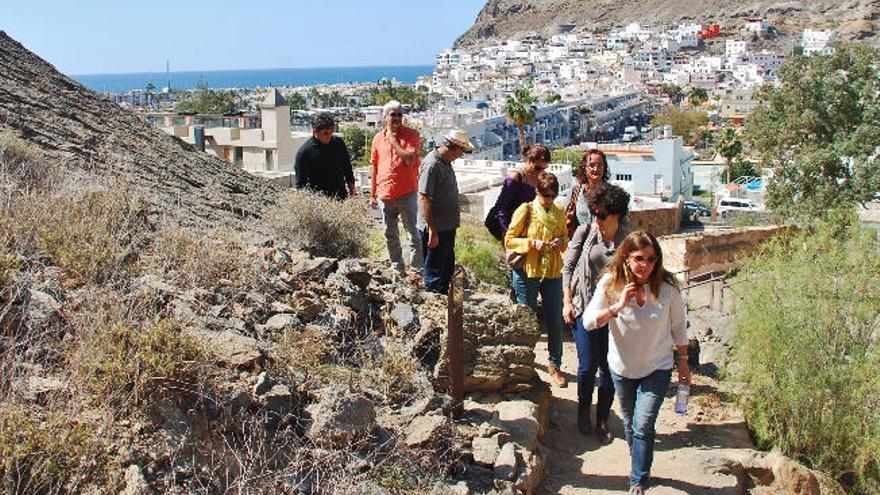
[287,92,307,111]
[552,148,583,177]
[650,106,708,145]
[744,43,880,218]
[545,93,562,104]
[715,128,743,184]
[504,88,537,155]
[174,81,238,114]
[688,87,708,106]
[661,84,684,105]
[342,126,367,161]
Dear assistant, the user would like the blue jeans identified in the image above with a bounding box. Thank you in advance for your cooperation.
[610,368,672,487]
[380,192,423,271]
[511,269,563,368]
[572,318,615,422]
[419,228,456,294]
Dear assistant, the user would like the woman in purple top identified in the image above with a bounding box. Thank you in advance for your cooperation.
[490,145,551,236]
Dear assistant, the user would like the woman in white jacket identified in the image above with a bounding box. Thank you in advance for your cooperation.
[583,231,690,495]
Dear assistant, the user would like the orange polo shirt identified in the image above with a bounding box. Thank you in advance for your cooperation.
[371,127,420,200]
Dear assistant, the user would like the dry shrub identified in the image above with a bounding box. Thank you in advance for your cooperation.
[70,318,208,410]
[265,189,370,259]
[0,130,42,171]
[361,339,421,405]
[36,187,150,285]
[145,226,259,290]
[0,402,112,494]
[0,243,17,292]
[1,173,150,286]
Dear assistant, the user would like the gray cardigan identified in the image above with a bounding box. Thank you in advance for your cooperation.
[562,222,629,315]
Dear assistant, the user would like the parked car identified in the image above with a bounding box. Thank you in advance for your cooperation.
[717,198,762,218]
[683,200,711,220]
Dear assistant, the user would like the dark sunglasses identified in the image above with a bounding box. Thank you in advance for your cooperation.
[590,209,609,221]
[630,255,657,264]
[388,112,402,117]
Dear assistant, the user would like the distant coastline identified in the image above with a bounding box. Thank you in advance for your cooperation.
[71,65,435,93]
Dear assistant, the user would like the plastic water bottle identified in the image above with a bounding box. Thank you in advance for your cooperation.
[674,381,690,415]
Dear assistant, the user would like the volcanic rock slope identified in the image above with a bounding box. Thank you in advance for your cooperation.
[455,0,880,48]
[0,31,279,231]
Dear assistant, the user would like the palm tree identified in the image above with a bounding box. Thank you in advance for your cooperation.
[716,128,743,184]
[504,88,537,156]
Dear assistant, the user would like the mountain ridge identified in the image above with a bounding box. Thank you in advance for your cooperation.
[454,0,879,48]
[0,30,279,233]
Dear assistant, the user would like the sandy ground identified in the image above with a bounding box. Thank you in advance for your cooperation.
[533,283,753,494]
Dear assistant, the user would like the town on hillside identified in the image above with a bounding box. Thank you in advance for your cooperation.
[105,21,839,225]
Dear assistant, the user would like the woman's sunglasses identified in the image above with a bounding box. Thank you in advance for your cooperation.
[590,209,609,221]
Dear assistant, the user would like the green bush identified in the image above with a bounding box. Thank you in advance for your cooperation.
[265,189,370,259]
[455,219,506,287]
[71,318,207,409]
[732,210,880,493]
[0,403,111,493]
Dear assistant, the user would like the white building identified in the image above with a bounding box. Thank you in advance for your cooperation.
[596,132,694,202]
[802,29,835,55]
[726,40,748,60]
[744,19,769,35]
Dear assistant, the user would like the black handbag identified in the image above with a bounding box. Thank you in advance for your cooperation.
[484,170,524,241]
[484,204,505,240]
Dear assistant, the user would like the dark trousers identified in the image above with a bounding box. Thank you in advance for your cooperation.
[419,228,456,294]
[572,317,615,423]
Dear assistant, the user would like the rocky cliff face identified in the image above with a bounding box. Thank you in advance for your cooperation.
[0,31,278,233]
[455,0,880,48]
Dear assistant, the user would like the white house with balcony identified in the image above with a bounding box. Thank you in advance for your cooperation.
[157,88,306,176]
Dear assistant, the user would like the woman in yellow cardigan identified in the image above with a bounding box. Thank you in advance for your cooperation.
[505,171,570,386]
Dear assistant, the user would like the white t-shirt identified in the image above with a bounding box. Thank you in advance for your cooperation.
[584,273,687,379]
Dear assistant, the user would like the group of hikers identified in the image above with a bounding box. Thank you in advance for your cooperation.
[295,101,690,495]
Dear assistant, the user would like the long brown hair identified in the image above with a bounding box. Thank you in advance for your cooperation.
[602,231,676,300]
[577,149,609,184]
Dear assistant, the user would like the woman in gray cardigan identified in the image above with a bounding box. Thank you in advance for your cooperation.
[562,183,631,442]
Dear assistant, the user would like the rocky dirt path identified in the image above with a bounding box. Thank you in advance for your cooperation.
[534,286,754,494]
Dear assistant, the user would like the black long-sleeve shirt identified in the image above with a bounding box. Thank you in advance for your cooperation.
[294,136,354,200]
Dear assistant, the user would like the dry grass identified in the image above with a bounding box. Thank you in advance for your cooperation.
[361,339,422,405]
[145,226,260,290]
[272,325,338,378]
[0,402,113,494]
[69,317,208,411]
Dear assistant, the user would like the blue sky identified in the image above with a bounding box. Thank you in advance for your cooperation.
[2,0,486,75]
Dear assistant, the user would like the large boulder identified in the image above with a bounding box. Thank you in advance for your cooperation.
[306,386,376,447]
[185,328,262,370]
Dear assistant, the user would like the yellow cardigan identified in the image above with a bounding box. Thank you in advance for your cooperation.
[504,200,569,279]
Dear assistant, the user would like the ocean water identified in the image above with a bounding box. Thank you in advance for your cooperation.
[72,65,435,94]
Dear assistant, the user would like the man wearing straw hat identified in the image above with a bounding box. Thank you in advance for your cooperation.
[417,129,474,294]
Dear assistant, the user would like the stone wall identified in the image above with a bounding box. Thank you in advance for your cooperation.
[660,225,794,278]
[629,203,681,238]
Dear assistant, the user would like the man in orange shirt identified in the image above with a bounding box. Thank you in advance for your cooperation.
[370,100,423,272]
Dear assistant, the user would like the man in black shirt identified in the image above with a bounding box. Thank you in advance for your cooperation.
[294,113,355,200]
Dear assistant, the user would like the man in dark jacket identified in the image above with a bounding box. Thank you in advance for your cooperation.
[294,113,355,199]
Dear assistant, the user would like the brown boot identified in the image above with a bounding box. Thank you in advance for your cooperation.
[548,365,566,387]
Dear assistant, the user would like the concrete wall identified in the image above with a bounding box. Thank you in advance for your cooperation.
[659,225,794,278]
